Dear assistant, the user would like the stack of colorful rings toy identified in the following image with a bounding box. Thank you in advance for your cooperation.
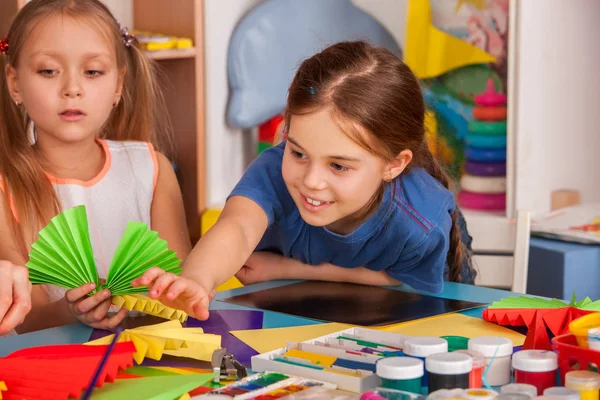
[458,78,507,211]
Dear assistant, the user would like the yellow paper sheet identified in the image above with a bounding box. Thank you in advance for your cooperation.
[112,294,188,323]
[85,320,221,364]
[404,0,495,79]
[0,381,6,400]
[230,323,352,353]
[230,314,525,354]
[379,314,525,346]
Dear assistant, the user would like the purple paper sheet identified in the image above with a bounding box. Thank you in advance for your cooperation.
[89,309,263,367]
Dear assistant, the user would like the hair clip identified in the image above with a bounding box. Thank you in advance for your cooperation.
[0,37,9,55]
[117,23,135,48]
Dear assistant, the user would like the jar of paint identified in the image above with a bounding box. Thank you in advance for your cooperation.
[588,328,600,351]
[454,350,485,388]
[468,336,513,386]
[497,394,533,400]
[501,383,539,398]
[403,337,448,387]
[512,350,558,395]
[376,357,424,394]
[426,352,473,393]
[543,387,581,400]
[463,389,499,400]
[565,371,600,400]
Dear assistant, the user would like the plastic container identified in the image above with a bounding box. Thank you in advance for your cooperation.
[427,389,470,400]
[468,337,513,386]
[588,329,600,351]
[454,350,485,388]
[543,387,581,400]
[569,313,600,348]
[403,337,448,387]
[443,336,470,352]
[377,357,424,394]
[496,394,532,400]
[426,352,473,393]
[512,350,558,395]
[552,334,600,383]
[501,383,538,398]
[565,371,600,400]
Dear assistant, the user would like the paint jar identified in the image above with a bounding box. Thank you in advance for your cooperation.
[512,350,558,395]
[468,336,513,386]
[443,336,470,352]
[427,389,470,400]
[501,383,539,398]
[403,337,448,387]
[426,352,473,393]
[361,388,426,400]
[463,389,499,400]
[543,387,581,400]
[455,349,486,388]
[565,371,600,400]
[376,357,424,394]
[496,394,532,400]
[588,329,600,351]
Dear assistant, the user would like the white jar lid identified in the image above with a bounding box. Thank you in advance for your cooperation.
[565,371,600,390]
[376,356,424,380]
[454,349,485,367]
[512,350,557,372]
[501,383,538,398]
[543,387,581,400]
[497,394,533,400]
[468,336,513,357]
[426,352,473,375]
[403,337,448,358]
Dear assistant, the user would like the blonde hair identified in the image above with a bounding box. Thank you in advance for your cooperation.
[0,0,173,253]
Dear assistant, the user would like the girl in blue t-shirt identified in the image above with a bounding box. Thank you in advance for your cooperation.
[133,41,475,320]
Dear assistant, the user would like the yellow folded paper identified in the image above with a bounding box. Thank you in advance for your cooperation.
[0,381,6,400]
[85,320,221,364]
[112,294,188,323]
[404,0,495,79]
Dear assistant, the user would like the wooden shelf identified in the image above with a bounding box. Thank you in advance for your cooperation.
[145,47,197,61]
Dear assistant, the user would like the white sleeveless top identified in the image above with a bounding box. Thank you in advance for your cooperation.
[1,139,158,302]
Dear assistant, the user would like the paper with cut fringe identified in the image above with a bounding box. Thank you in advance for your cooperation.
[85,320,221,364]
[26,205,182,296]
[483,294,598,350]
[112,294,188,323]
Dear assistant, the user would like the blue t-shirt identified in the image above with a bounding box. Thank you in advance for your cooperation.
[229,142,456,293]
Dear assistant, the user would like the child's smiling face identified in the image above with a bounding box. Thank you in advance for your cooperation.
[281,108,390,235]
[6,14,123,146]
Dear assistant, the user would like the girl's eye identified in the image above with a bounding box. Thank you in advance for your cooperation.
[85,70,104,77]
[291,150,306,159]
[331,163,349,172]
[38,69,57,76]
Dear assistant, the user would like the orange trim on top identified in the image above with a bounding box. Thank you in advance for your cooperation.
[44,139,112,187]
[0,176,21,223]
[147,142,159,193]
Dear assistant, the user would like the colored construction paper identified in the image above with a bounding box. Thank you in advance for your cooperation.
[0,381,6,400]
[27,205,181,296]
[89,373,214,400]
[112,294,188,322]
[230,323,351,353]
[404,0,495,79]
[86,320,221,364]
[380,313,525,346]
[0,342,135,400]
[488,294,600,311]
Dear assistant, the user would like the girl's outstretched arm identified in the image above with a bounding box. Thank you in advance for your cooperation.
[132,195,269,319]
[150,152,192,261]
[237,252,402,287]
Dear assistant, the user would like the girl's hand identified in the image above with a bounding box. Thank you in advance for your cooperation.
[0,261,32,335]
[131,267,213,320]
[235,252,287,285]
[65,283,127,329]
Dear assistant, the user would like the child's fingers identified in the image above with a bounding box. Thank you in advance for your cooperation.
[89,297,113,322]
[148,273,177,299]
[65,282,96,304]
[0,270,32,334]
[192,298,210,321]
[0,265,14,322]
[92,308,127,330]
[73,289,110,315]
[165,278,188,300]
[132,267,165,288]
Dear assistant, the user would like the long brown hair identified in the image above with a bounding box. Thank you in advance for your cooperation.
[285,41,469,282]
[0,0,173,253]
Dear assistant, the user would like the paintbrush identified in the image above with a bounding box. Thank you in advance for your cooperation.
[80,328,123,400]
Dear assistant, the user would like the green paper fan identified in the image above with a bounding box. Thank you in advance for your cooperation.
[26,205,181,295]
[488,294,600,312]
